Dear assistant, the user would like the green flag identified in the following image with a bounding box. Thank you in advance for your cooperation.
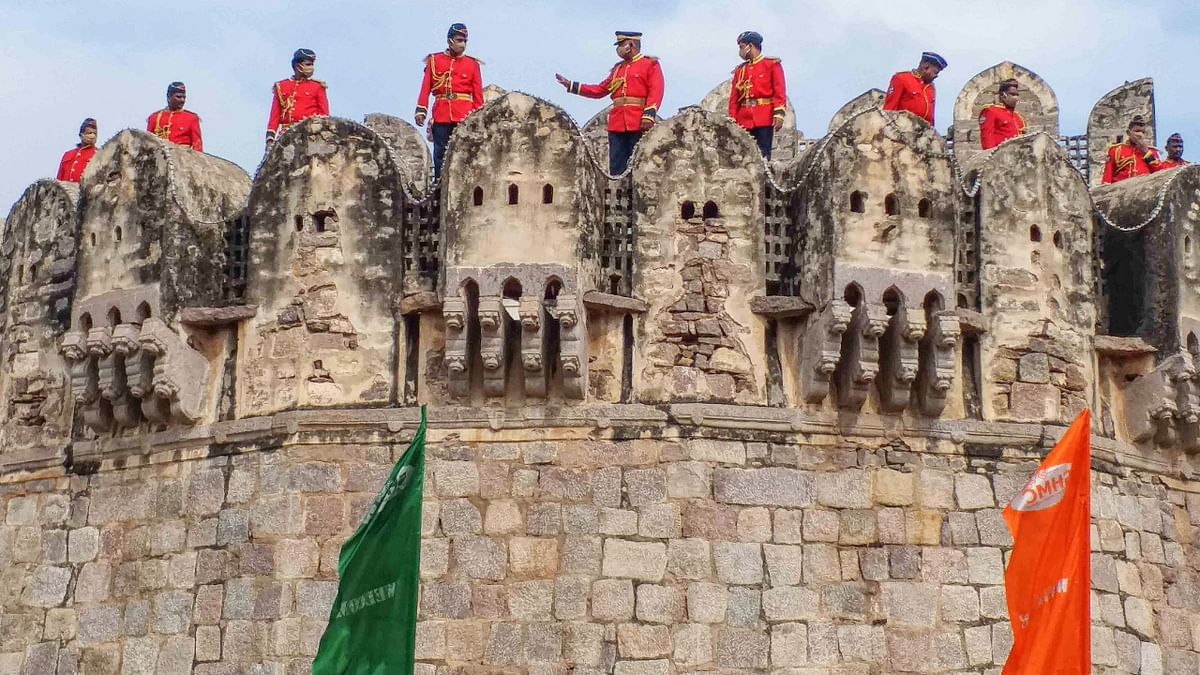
[313,406,427,675]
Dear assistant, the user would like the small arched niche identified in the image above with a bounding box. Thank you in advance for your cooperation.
[542,184,554,204]
[702,201,720,219]
[849,191,866,213]
[884,194,899,216]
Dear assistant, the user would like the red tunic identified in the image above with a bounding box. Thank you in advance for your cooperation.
[728,56,786,130]
[1155,158,1189,172]
[147,109,203,151]
[415,52,484,124]
[56,145,97,183]
[570,54,664,133]
[267,78,329,138]
[978,104,1026,150]
[1102,143,1161,184]
[882,70,936,126]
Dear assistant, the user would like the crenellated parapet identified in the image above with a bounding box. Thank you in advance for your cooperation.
[0,180,79,460]
[434,93,606,405]
[631,108,768,404]
[952,61,1060,161]
[1093,166,1200,451]
[1087,78,1156,187]
[962,132,1095,424]
[240,116,407,415]
[60,130,249,440]
[787,107,960,416]
[1,73,1198,468]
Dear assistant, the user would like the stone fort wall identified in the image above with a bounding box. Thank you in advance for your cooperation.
[2,62,1200,674]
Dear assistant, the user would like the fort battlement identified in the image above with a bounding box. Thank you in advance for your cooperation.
[1,62,1198,674]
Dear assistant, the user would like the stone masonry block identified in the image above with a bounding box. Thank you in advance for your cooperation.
[955,474,996,509]
[873,468,915,506]
[687,582,727,624]
[714,542,762,585]
[602,540,667,581]
[592,578,635,621]
[815,469,872,508]
[714,468,813,507]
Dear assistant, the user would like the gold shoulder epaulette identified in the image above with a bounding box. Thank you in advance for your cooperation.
[643,55,659,62]
[466,55,485,65]
[314,79,327,88]
[766,56,781,63]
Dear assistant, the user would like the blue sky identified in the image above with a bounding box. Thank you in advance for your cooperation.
[2,0,1196,212]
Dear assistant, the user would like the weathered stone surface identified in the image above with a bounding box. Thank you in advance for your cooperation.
[714,468,813,507]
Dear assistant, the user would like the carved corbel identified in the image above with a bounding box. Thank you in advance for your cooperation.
[519,297,546,398]
[1123,355,1184,446]
[101,322,143,427]
[835,302,885,410]
[915,311,960,417]
[442,297,468,398]
[137,318,208,425]
[799,300,852,404]
[552,294,587,400]
[878,304,926,413]
[1169,352,1200,453]
[61,330,96,406]
[478,296,506,398]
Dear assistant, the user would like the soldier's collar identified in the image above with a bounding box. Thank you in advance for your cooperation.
[750,54,764,64]
[629,53,643,63]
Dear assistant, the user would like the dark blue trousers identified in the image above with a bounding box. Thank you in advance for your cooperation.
[750,126,774,159]
[432,122,456,179]
[608,131,643,175]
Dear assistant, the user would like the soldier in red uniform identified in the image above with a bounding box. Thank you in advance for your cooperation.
[1156,133,1189,171]
[556,31,665,175]
[266,48,329,147]
[1102,115,1161,184]
[882,51,947,127]
[147,82,203,151]
[978,78,1026,150]
[56,118,98,183]
[728,31,786,158]
[415,23,485,180]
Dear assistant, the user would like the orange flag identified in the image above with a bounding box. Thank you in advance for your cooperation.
[1002,409,1092,675]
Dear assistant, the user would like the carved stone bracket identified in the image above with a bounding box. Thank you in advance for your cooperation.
[1123,353,1184,446]
[916,311,961,416]
[520,297,547,398]
[59,310,209,434]
[799,300,852,404]
[478,296,506,398]
[442,264,588,402]
[552,293,587,400]
[878,304,926,412]
[835,302,886,410]
[443,297,468,398]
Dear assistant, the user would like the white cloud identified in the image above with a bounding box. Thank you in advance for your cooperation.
[2,0,1196,213]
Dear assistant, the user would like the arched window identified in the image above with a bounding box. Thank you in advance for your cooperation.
[106,307,122,327]
[294,215,304,232]
[702,201,720,218]
[508,184,519,205]
[917,198,931,218]
[849,191,865,213]
[844,283,863,308]
[115,226,123,242]
[1053,231,1063,249]
[882,287,903,316]
[681,201,695,219]
[473,186,484,206]
[79,313,93,331]
[542,184,554,204]
[29,263,38,281]
[884,194,899,216]
[1030,225,1042,242]
[503,278,522,300]
[136,302,152,323]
